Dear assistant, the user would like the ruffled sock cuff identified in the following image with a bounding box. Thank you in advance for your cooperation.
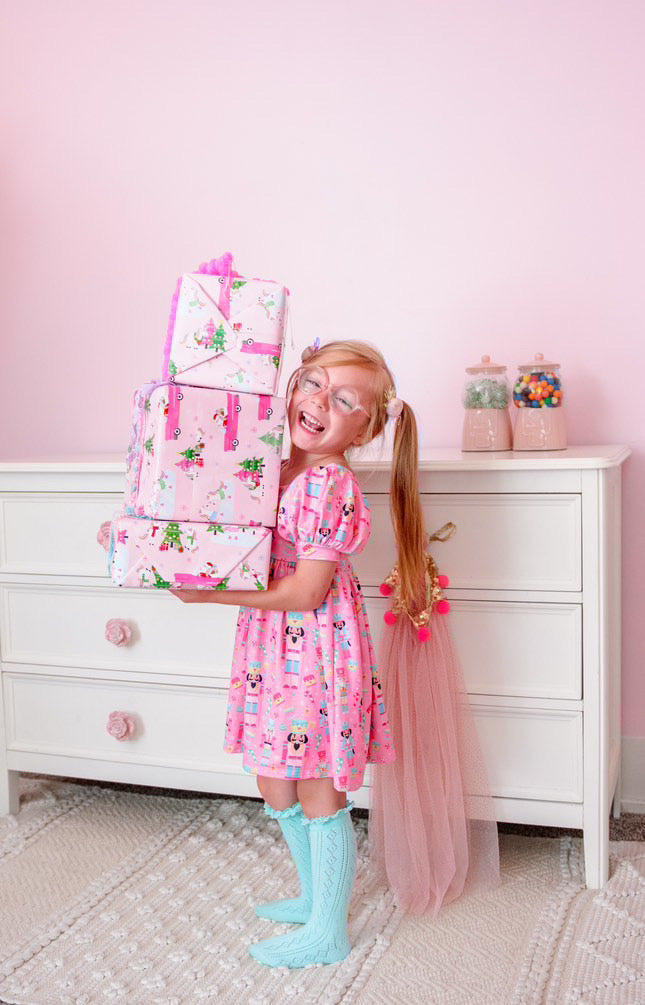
[302,802,354,829]
[262,800,303,820]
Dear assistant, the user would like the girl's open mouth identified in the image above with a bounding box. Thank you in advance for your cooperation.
[299,411,325,434]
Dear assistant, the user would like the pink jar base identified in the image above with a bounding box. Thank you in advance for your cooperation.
[462,409,512,451]
[513,407,567,450]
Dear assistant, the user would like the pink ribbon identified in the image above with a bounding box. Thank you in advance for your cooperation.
[196,254,240,321]
[175,573,226,587]
[241,339,281,356]
[224,392,240,451]
[165,383,181,440]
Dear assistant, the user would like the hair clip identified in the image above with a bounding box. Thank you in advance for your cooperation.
[301,337,321,363]
[384,386,403,418]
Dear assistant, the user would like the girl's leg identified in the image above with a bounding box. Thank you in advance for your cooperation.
[250,778,357,968]
[255,775,313,924]
[297,777,346,819]
[257,775,298,811]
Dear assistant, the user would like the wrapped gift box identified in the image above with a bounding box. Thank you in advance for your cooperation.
[162,266,289,395]
[124,381,285,525]
[110,516,272,591]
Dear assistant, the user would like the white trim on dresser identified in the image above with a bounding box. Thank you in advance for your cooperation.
[0,446,631,889]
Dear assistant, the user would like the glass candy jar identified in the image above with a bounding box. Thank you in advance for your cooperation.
[461,355,512,451]
[512,353,567,450]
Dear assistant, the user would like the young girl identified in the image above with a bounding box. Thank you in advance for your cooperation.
[174,339,426,968]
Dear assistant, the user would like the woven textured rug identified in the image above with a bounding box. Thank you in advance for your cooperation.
[1,778,644,1004]
[510,838,645,1005]
[350,833,645,1005]
[0,779,401,1005]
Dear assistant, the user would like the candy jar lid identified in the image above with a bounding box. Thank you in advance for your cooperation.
[465,354,507,375]
[517,352,560,373]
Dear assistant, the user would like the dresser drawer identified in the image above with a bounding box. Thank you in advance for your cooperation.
[450,600,582,699]
[3,672,231,772]
[0,585,238,683]
[357,493,582,591]
[472,705,582,802]
[363,597,582,700]
[0,493,121,577]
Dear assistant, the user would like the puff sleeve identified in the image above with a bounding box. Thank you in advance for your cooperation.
[277,464,372,562]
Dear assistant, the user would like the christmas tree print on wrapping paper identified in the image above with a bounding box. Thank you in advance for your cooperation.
[194,319,227,351]
[159,522,184,553]
[260,425,284,453]
[176,431,206,477]
[150,566,172,589]
[239,562,266,590]
[235,457,265,492]
[143,522,229,591]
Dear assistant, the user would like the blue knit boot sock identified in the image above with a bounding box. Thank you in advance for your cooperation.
[250,805,357,968]
[255,802,313,924]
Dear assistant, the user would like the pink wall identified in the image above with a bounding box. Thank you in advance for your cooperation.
[2,1,644,732]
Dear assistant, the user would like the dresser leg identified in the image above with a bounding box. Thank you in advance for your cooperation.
[583,816,609,889]
[0,769,20,815]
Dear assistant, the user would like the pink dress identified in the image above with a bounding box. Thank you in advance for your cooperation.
[223,463,395,792]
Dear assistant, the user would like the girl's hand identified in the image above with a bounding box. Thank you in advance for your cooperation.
[170,589,215,604]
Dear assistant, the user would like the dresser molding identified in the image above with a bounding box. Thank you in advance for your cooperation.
[0,446,630,888]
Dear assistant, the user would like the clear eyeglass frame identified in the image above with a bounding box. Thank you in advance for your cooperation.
[296,366,370,416]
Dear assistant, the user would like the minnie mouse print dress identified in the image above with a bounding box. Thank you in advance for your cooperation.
[223,463,395,792]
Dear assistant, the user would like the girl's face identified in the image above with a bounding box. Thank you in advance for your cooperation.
[288,362,373,461]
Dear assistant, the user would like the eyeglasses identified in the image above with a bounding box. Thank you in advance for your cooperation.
[296,366,370,416]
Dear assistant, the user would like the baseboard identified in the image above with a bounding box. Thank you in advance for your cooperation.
[620,736,645,814]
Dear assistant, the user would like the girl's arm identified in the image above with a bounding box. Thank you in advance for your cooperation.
[171,558,337,612]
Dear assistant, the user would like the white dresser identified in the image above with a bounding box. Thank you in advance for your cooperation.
[0,447,629,887]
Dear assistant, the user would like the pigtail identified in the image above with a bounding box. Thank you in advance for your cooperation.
[291,339,425,611]
[290,338,427,611]
[390,402,427,615]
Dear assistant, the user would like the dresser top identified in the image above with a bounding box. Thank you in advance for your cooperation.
[0,445,630,474]
[355,444,631,472]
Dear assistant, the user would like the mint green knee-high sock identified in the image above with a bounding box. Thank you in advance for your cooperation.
[250,805,357,968]
[255,802,313,924]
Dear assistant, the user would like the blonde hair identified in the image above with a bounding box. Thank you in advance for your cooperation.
[288,340,426,614]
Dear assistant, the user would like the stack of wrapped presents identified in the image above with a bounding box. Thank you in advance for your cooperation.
[110,254,289,592]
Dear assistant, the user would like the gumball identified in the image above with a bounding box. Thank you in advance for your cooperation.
[438,574,450,589]
[436,599,450,615]
[384,610,397,626]
[418,626,431,642]
[380,583,393,597]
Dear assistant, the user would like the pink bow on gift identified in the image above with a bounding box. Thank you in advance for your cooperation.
[196,253,242,278]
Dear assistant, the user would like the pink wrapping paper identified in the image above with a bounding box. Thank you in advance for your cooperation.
[163,271,289,395]
[124,381,285,526]
[110,516,272,591]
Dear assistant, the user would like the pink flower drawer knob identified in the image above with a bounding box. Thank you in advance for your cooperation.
[97,521,112,551]
[107,711,136,741]
[105,619,132,647]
